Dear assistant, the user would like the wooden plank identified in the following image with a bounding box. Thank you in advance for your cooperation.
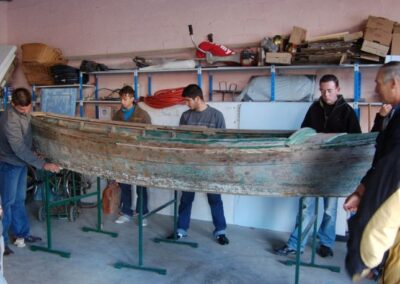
[307,32,349,43]
[65,41,260,61]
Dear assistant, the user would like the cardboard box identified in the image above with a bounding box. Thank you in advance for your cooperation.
[366,15,394,33]
[265,52,292,64]
[391,33,400,55]
[364,27,392,46]
[361,40,389,57]
[289,26,307,45]
[394,23,400,34]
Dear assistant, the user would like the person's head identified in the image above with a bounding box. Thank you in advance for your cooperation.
[375,61,400,105]
[119,85,135,109]
[182,84,204,110]
[319,74,340,105]
[11,88,32,114]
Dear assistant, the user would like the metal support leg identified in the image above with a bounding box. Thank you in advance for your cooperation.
[114,187,166,275]
[154,190,198,248]
[82,177,118,237]
[30,171,71,258]
[285,197,340,284]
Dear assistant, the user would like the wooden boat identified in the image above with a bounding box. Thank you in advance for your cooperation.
[31,112,377,197]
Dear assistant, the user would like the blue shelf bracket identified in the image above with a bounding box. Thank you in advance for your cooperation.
[197,67,202,89]
[31,85,36,110]
[353,64,361,119]
[208,73,213,101]
[3,86,10,109]
[79,72,84,117]
[147,74,152,96]
[271,65,276,102]
[95,76,99,119]
[134,69,139,100]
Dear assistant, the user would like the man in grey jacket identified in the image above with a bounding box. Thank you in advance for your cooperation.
[0,88,60,255]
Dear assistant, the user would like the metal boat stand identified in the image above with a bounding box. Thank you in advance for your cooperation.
[113,187,179,275]
[283,197,340,284]
[30,173,118,258]
[114,189,198,275]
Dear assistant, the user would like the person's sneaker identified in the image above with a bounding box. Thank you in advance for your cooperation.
[135,218,148,227]
[167,232,186,240]
[14,237,26,248]
[24,235,42,243]
[317,245,334,258]
[274,245,301,256]
[216,234,229,245]
[115,214,131,224]
[4,245,14,256]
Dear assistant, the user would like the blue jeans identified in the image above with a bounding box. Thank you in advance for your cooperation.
[119,183,148,216]
[287,197,338,251]
[177,191,227,237]
[0,162,30,245]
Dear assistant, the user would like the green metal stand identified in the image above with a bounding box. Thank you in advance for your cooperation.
[153,190,198,248]
[113,187,167,275]
[30,172,70,258]
[82,177,118,238]
[283,197,340,284]
[30,172,117,258]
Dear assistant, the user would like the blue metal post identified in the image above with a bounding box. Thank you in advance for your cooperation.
[79,72,84,117]
[32,85,36,110]
[95,76,99,119]
[208,73,213,101]
[148,74,152,96]
[353,64,361,119]
[134,69,139,100]
[197,67,202,88]
[3,86,9,108]
[271,65,276,101]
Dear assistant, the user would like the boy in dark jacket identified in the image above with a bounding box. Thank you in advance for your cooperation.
[275,74,361,257]
[113,86,151,225]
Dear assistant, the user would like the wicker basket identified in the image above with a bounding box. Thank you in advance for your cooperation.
[21,43,67,64]
[22,62,54,85]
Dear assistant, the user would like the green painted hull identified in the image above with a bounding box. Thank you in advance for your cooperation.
[31,112,376,197]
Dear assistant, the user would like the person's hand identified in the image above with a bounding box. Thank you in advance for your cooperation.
[43,163,62,173]
[378,104,392,117]
[343,183,365,213]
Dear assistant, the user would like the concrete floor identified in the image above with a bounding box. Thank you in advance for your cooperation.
[3,202,375,284]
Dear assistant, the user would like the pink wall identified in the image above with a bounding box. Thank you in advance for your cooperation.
[3,0,400,129]
[0,3,7,44]
[5,0,400,56]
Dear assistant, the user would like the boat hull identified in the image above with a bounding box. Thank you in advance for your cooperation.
[31,112,376,197]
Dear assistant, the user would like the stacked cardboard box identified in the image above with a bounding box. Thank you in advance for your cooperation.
[391,23,400,55]
[361,16,394,57]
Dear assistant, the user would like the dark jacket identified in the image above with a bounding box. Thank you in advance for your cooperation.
[346,109,400,279]
[301,95,361,134]
[0,106,45,169]
[112,104,151,124]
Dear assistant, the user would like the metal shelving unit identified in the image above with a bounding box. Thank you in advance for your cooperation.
[90,63,381,119]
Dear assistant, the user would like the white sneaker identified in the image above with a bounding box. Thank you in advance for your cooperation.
[14,238,26,248]
[136,218,147,227]
[115,214,131,224]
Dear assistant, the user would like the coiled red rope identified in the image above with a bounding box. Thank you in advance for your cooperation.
[143,87,186,108]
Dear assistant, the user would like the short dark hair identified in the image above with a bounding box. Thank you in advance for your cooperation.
[119,85,135,97]
[319,74,339,88]
[11,88,32,106]
[182,84,204,100]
